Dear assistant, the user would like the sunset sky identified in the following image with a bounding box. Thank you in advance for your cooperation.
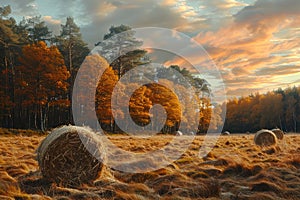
[3,0,300,99]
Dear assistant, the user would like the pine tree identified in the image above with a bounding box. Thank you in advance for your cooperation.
[56,17,90,123]
[95,25,149,79]
[19,16,52,44]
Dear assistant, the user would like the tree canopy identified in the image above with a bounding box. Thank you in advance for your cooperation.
[15,41,69,130]
[223,87,300,133]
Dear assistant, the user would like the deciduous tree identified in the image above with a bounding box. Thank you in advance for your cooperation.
[15,41,69,130]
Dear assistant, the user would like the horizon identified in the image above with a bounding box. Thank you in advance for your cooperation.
[2,0,300,99]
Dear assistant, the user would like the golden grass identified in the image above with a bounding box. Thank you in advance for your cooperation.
[0,129,299,199]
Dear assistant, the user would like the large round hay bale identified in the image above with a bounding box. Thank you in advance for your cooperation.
[254,129,277,147]
[37,125,105,186]
[271,128,284,140]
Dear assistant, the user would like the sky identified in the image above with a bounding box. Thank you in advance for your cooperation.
[2,0,300,99]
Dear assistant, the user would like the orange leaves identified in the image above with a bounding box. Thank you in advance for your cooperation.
[95,59,118,125]
[56,81,68,91]
[93,61,213,133]
[96,74,183,131]
[129,85,152,126]
[147,83,181,127]
[15,41,70,108]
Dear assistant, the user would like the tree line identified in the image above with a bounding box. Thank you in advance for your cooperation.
[0,5,218,133]
[0,5,89,130]
[223,86,300,133]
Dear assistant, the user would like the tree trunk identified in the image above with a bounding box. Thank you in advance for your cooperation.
[68,43,73,124]
[34,106,38,129]
[293,111,297,132]
[3,48,9,128]
[28,108,31,129]
[9,49,15,129]
[40,106,44,131]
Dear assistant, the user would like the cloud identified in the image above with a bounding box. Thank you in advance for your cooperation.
[79,0,194,47]
[191,0,300,98]
[169,0,198,19]
[224,73,285,97]
[255,65,300,76]
[42,16,61,36]
[203,0,248,9]
[227,87,261,96]
[1,0,39,16]
[49,0,77,19]
[160,0,177,6]
[231,66,249,76]
[234,0,300,24]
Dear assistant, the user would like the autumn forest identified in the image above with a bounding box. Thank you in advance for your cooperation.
[1,5,300,134]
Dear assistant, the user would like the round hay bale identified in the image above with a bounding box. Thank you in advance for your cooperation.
[175,131,183,136]
[271,128,284,140]
[222,131,230,135]
[37,125,105,187]
[254,129,277,147]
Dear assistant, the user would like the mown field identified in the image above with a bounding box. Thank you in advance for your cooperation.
[0,128,300,200]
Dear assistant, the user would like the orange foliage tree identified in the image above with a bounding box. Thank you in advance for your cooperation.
[95,67,216,134]
[96,63,119,131]
[96,77,183,133]
[15,41,69,130]
[146,83,181,133]
[129,85,152,127]
[223,87,300,133]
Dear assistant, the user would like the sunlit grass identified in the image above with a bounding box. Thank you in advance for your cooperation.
[0,129,299,199]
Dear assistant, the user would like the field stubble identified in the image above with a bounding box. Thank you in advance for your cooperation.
[0,129,299,199]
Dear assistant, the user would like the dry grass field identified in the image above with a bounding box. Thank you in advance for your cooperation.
[0,128,300,200]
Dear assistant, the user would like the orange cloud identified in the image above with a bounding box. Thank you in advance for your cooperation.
[190,0,300,98]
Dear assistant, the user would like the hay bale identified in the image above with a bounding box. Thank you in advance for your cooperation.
[271,128,284,140]
[175,131,183,136]
[37,125,105,187]
[254,129,277,147]
[221,131,230,136]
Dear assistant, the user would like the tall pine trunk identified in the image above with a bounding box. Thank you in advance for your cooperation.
[40,106,44,131]
[68,43,73,124]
